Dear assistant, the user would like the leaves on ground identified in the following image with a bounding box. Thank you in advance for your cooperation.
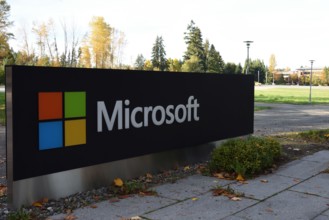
[236,174,245,181]
[0,184,6,196]
[213,172,225,179]
[32,198,49,208]
[191,197,198,201]
[64,214,78,220]
[114,178,124,187]
[139,190,157,197]
[321,168,329,173]
[109,198,120,203]
[260,179,269,183]
[230,197,242,201]
[32,202,43,207]
[184,166,190,171]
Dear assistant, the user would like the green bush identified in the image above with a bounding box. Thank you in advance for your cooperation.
[209,136,282,177]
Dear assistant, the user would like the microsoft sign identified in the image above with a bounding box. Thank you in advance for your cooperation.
[6,66,254,208]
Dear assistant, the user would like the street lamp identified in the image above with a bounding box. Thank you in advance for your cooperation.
[309,60,315,104]
[243,41,253,74]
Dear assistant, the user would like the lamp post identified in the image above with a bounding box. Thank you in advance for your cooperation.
[243,41,253,74]
[309,60,315,104]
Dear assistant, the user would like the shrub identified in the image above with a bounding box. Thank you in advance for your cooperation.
[209,136,281,177]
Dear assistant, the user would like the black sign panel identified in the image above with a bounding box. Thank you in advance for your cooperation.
[7,66,254,181]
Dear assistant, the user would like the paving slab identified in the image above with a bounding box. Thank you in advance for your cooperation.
[290,173,329,199]
[314,215,329,220]
[221,216,247,220]
[275,159,329,179]
[151,174,233,201]
[229,174,298,200]
[50,194,176,220]
[143,191,258,220]
[234,190,329,220]
[300,150,329,163]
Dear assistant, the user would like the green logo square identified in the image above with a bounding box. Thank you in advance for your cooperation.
[65,91,86,118]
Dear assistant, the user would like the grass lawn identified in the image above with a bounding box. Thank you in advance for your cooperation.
[255,86,329,104]
[254,106,271,111]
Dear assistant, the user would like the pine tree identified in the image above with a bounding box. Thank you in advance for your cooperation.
[206,44,224,73]
[151,36,167,71]
[183,20,206,72]
[235,63,243,74]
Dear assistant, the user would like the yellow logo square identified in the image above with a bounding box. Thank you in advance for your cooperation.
[65,119,86,147]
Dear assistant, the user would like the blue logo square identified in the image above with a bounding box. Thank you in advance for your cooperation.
[39,121,63,150]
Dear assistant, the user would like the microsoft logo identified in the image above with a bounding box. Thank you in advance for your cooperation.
[38,91,86,150]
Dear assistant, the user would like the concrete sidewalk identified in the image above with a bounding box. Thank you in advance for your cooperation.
[50,150,329,220]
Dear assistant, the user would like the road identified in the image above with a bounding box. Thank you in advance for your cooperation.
[254,103,329,136]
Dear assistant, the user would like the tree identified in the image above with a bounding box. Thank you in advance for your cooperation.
[183,20,205,72]
[0,0,13,82]
[203,39,210,71]
[223,62,237,74]
[110,28,127,68]
[143,59,153,71]
[32,21,49,63]
[321,67,329,85]
[0,0,13,39]
[89,16,111,68]
[182,55,203,72]
[235,63,243,74]
[206,44,224,73]
[268,54,277,76]
[79,35,91,68]
[151,36,167,71]
[249,59,267,83]
[167,58,182,72]
[134,54,145,70]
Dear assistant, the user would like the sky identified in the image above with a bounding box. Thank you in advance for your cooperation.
[7,0,329,70]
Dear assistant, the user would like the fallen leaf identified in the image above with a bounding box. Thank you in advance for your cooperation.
[265,208,273,213]
[139,190,157,196]
[114,178,124,187]
[32,202,43,207]
[293,179,301,183]
[109,198,120,203]
[130,217,142,220]
[212,188,226,196]
[238,181,248,184]
[184,166,190,171]
[236,174,245,181]
[118,195,130,199]
[43,198,49,203]
[0,185,7,196]
[146,173,153,179]
[191,197,198,201]
[213,173,225,179]
[90,204,97,209]
[260,179,269,183]
[230,197,241,201]
[64,214,77,220]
